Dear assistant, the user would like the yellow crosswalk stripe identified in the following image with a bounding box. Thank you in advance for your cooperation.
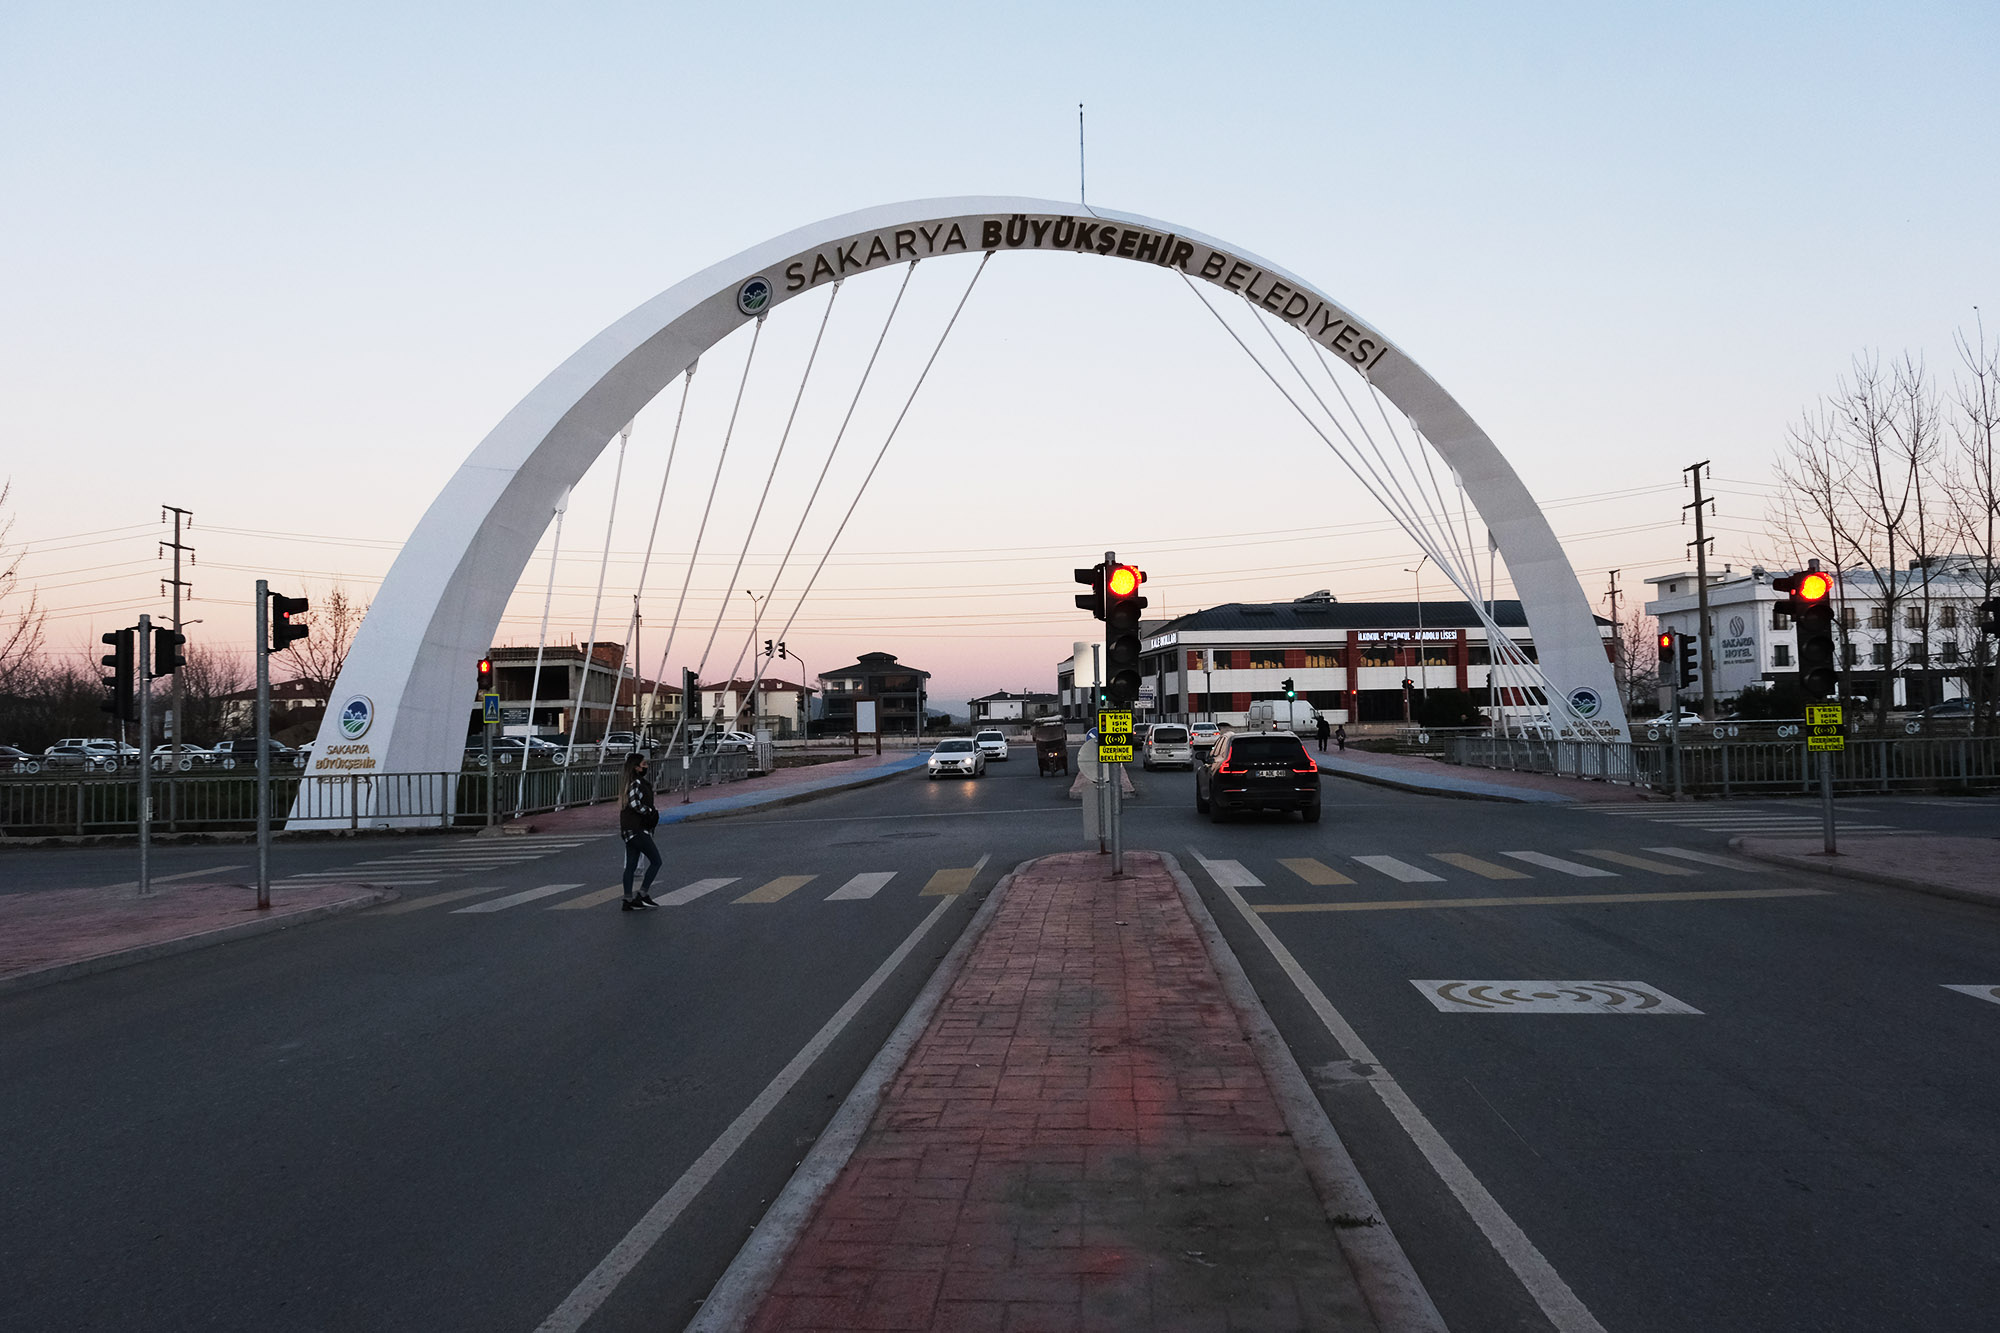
[375,885,509,915]
[1280,857,1355,886]
[921,867,978,896]
[1429,853,1528,880]
[733,875,817,904]
[550,885,627,910]
[1575,849,1698,876]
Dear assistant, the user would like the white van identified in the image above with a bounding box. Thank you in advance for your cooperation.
[1141,723,1194,770]
[1246,700,1319,734]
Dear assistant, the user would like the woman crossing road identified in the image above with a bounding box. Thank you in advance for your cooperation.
[619,752,663,910]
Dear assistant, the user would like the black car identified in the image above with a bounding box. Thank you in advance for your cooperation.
[1195,730,1321,822]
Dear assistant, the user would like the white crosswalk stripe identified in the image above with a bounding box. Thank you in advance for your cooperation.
[451,883,585,913]
[825,872,897,901]
[1351,855,1444,883]
[657,877,740,906]
[1501,851,1618,878]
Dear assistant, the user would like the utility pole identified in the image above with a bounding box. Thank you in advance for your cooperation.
[1683,462,1717,719]
[1605,568,1623,705]
[160,505,193,830]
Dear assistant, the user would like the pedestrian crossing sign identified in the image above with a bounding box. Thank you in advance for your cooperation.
[482,692,500,723]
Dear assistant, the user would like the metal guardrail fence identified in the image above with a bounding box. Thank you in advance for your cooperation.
[0,755,752,836]
[1445,735,2000,796]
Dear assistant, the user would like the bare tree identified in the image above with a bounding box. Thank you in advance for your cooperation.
[279,585,369,693]
[1768,355,1941,732]
[0,480,45,697]
[1941,318,2000,732]
[1618,612,1661,714]
[173,645,253,744]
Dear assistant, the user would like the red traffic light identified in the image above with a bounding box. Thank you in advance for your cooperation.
[1658,632,1673,651]
[1107,565,1141,598]
[1796,571,1832,603]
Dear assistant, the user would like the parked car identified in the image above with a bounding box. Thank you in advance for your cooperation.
[973,730,1010,761]
[209,738,303,769]
[1196,730,1321,822]
[2,744,43,774]
[467,736,569,767]
[1188,721,1223,757]
[926,738,986,779]
[149,743,215,772]
[43,740,126,771]
[1141,723,1194,771]
[598,731,640,757]
[1643,710,1704,727]
[1921,697,1975,719]
[698,730,755,755]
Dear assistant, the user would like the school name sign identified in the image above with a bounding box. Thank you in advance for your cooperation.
[767,211,1395,374]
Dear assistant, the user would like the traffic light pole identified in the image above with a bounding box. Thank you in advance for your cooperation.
[255,579,271,910]
[136,614,153,897]
[1668,668,1684,800]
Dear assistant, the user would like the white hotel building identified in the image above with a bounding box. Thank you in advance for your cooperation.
[1057,591,1615,725]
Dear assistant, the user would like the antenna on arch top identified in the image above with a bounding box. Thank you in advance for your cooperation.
[1078,102,1088,210]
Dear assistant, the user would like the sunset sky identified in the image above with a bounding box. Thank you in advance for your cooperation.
[5,2,1995,715]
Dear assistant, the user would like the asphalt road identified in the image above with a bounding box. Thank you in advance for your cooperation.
[4,757,1997,1331]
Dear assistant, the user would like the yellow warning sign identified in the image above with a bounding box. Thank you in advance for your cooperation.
[1806,705,1843,726]
[1097,744,1134,763]
[1807,733,1845,752]
[1097,710,1134,735]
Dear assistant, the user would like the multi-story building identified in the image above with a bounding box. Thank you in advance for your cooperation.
[1057,591,1612,725]
[1644,555,1997,709]
[967,690,1060,725]
[693,678,814,738]
[817,652,932,736]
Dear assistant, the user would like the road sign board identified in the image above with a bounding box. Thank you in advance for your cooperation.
[1806,704,1843,726]
[1807,735,1844,751]
[1137,687,1156,707]
[1097,710,1134,735]
[1097,744,1133,763]
[482,692,501,723]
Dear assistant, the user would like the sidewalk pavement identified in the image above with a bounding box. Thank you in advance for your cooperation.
[712,851,1438,1333]
[509,750,928,836]
[0,879,394,997]
[1731,834,2000,909]
[1316,747,1655,805]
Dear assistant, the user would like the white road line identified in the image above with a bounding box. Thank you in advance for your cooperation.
[97,864,247,890]
[1185,847,1263,888]
[451,883,584,913]
[536,895,957,1333]
[1215,882,1607,1333]
[1501,852,1618,878]
[1644,846,1769,872]
[656,877,739,906]
[1352,855,1444,884]
[824,868,896,896]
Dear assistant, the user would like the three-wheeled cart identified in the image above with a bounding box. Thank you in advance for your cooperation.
[1032,722,1069,778]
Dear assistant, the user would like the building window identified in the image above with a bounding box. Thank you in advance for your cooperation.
[1773,644,1792,667]
[1840,606,1857,630]
[1942,642,1960,663]
[1243,651,1284,670]
[1940,605,1959,629]
[1870,643,1889,666]
[1842,644,1858,667]
[1359,644,1396,667]
[1906,607,1926,630]
[1869,608,1889,630]
[1909,641,1928,665]
[1466,646,1492,666]
[1211,650,1233,670]
[1772,606,1792,630]
[1303,650,1343,668]
[1418,645,1451,667]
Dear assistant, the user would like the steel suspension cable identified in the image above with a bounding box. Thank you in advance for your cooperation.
[561,422,634,789]
[626,363,697,738]
[760,253,993,677]
[648,313,768,750]
[696,283,844,712]
[518,487,570,812]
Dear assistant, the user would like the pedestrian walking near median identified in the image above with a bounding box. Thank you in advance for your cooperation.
[1335,723,1347,752]
[619,753,662,911]
[1317,714,1331,751]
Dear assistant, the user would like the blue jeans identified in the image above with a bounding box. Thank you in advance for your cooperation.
[622,831,662,898]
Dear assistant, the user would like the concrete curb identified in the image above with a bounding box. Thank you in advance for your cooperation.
[684,859,1024,1333]
[662,755,927,826]
[1321,760,1575,805]
[1728,836,2000,910]
[1160,852,1448,1333]
[0,885,400,998]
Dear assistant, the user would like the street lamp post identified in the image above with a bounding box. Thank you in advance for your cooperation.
[1405,554,1431,715]
[742,589,765,734]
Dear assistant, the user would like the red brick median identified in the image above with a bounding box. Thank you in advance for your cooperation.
[747,851,1381,1332]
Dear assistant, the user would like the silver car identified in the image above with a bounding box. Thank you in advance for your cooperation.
[926,738,986,779]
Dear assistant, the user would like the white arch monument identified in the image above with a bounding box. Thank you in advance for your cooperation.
[305,197,1624,813]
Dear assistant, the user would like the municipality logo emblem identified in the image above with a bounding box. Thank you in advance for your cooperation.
[339,695,374,740]
[736,276,772,316]
[1567,687,1602,719]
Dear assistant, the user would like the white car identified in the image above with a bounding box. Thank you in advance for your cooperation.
[1188,721,1222,755]
[1645,710,1704,727]
[926,738,987,779]
[1141,723,1194,770]
[973,730,1009,761]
